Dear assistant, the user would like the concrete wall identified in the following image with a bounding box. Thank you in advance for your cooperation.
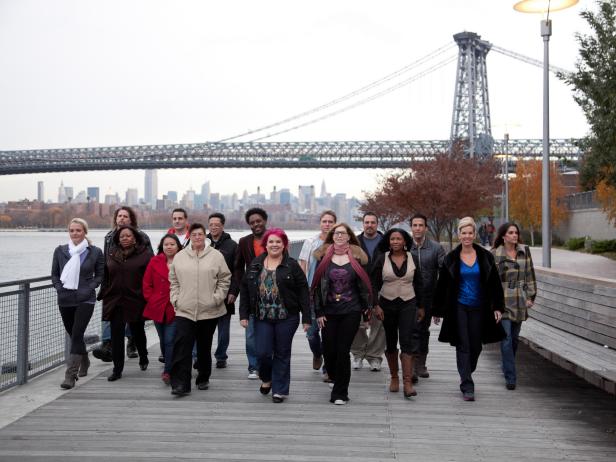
[555,208,616,241]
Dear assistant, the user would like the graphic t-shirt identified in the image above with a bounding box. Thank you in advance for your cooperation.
[324,262,361,315]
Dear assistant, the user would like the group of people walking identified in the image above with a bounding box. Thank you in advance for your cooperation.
[52,206,536,404]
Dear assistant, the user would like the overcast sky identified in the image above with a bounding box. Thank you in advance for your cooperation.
[0,0,591,202]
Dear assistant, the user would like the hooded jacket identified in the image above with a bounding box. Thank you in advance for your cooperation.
[142,253,176,324]
[169,245,231,321]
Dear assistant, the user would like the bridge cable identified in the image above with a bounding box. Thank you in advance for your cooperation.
[247,54,457,142]
[217,42,456,142]
[491,44,571,75]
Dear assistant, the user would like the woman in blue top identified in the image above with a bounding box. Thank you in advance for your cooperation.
[432,217,505,401]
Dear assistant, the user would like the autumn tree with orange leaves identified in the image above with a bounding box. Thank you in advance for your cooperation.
[508,160,568,245]
[361,151,501,244]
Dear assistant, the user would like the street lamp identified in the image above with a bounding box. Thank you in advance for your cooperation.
[513,0,578,268]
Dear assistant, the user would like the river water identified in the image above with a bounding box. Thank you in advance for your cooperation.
[0,229,316,283]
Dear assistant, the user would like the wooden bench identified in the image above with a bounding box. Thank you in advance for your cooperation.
[519,267,616,395]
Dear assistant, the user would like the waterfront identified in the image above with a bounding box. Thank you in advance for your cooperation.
[0,229,317,283]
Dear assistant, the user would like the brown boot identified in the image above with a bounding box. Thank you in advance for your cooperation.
[416,353,429,378]
[78,352,90,377]
[385,351,399,392]
[60,354,81,390]
[400,353,417,398]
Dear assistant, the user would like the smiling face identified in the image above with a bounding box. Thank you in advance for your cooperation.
[504,225,519,246]
[115,209,131,227]
[458,225,476,248]
[389,231,405,253]
[118,228,136,249]
[265,234,284,258]
[172,211,187,232]
[332,225,350,246]
[162,237,180,258]
[248,213,266,237]
[208,217,223,240]
[69,222,86,245]
[190,227,206,250]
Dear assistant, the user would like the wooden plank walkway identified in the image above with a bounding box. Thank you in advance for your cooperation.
[0,321,615,461]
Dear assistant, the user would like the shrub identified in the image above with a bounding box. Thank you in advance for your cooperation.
[565,237,586,251]
[590,239,616,254]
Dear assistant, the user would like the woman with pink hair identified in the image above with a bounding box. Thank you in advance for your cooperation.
[239,228,311,403]
[312,223,373,405]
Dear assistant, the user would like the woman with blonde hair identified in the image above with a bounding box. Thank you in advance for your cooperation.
[51,218,104,389]
[433,217,505,401]
[312,223,373,405]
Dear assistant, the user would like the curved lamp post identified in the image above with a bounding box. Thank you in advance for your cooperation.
[513,0,578,268]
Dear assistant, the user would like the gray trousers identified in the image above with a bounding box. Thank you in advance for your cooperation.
[350,318,386,362]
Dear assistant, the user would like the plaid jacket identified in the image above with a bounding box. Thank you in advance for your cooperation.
[491,244,537,322]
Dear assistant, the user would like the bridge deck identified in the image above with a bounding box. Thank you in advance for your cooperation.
[0,322,615,461]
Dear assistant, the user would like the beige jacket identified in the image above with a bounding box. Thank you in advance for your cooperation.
[169,245,231,321]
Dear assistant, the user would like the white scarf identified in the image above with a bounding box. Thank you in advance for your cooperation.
[60,240,89,290]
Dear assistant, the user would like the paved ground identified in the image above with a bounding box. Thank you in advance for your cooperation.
[0,321,615,461]
[529,246,616,280]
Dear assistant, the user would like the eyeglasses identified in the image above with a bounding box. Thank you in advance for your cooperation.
[333,231,348,237]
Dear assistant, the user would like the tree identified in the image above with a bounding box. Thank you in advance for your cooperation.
[508,160,569,245]
[596,167,616,225]
[362,151,501,244]
[357,187,403,232]
[560,0,616,190]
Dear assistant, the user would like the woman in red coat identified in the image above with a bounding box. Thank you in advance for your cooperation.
[143,233,182,384]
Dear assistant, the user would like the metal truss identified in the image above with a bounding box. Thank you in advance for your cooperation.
[0,139,583,175]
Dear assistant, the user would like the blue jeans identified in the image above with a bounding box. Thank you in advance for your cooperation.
[254,315,299,396]
[246,315,259,371]
[101,321,132,342]
[306,306,323,359]
[215,314,232,361]
[154,320,176,374]
[500,319,522,385]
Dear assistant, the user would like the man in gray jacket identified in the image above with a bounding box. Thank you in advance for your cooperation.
[409,213,445,380]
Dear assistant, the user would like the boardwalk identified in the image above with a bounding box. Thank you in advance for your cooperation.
[0,322,615,461]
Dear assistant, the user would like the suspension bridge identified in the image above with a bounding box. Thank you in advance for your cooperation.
[0,32,583,175]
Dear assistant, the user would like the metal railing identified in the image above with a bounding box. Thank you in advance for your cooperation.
[0,277,102,392]
[562,190,599,210]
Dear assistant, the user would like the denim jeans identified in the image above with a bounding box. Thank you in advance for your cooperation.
[215,314,232,362]
[254,314,299,396]
[101,320,132,342]
[500,319,522,385]
[154,320,177,374]
[245,315,259,371]
[306,305,323,358]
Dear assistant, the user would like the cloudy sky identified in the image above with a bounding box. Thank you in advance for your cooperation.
[0,0,590,202]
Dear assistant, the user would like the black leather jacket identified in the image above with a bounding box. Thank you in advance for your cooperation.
[239,253,310,324]
[409,238,446,311]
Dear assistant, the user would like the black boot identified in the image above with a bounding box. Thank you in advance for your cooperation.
[126,336,138,359]
[92,340,112,362]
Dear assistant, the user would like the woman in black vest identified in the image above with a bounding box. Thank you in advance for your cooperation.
[51,218,104,389]
[371,228,424,398]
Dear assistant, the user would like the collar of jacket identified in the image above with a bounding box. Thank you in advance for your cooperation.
[411,237,430,250]
[313,243,368,265]
[149,252,169,276]
[445,243,494,281]
[184,245,213,259]
[207,232,230,247]
[110,243,147,261]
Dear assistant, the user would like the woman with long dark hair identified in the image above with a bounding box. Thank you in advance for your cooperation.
[240,228,310,403]
[312,223,373,405]
[491,222,537,390]
[371,228,424,398]
[143,233,183,385]
[433,217,505,401]
[51,218,104,389]
[100,225,153,381]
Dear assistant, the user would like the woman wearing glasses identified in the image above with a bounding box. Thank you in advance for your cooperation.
[312,223,373,405]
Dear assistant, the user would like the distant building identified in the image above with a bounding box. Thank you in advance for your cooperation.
[87,187,100,202]
[104,194,119,205]
[73,190,87,203]
[320,180,327,198]
[37,181,44,202]
[144,170,158,208]
[298,185,316,213]
[125,188,139,206]
[279,188,291,206]
[201,181,211,206]
[167,191,178,203]
[58,181,67,203]
[64,187,74,203]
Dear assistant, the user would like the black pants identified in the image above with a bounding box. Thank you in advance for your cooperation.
[171,316,220,391]
[416,303,432,355]
[59,303,95,355]
[321,311,361,401]
[381,297,419,355]
[110,307,148,374]
[455,303,483,394]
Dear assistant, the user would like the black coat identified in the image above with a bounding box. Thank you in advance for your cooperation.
[239,253,310,324]
[208,231,239,314]
[433,243,505,346]
[51,244,104,307]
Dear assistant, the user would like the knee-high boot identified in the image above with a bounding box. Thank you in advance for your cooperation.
[78,352,90,377]
[385,351,399,392]
[400,353,417,398]
[60,354,82,389]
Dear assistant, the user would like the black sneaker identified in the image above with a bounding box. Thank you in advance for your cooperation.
[197,381,210,390]
[216,360,227,369]
[171,385,190,396]
[93,341,112,362]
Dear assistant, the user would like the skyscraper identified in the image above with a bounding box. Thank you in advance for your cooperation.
[58,181,66,203]
[87,187,100,202]
[37,181,44,202]
[126,188,139,206]
[144,170,158,208]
